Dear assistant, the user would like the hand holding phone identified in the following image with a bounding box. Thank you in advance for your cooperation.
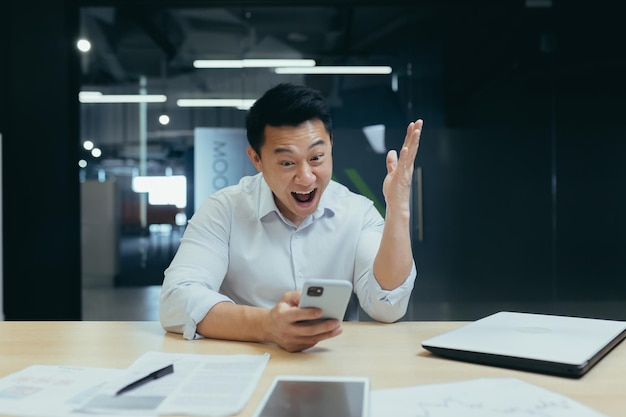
[298,279,353,321]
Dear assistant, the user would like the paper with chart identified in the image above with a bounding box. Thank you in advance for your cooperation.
[0,365,122,417]
[0,351,270,417]
[370,377,607,417]
[76,351,271,416]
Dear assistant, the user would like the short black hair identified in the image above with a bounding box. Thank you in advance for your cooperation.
[245,83,333,156]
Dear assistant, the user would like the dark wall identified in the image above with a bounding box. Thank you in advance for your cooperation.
[1,1,81,319]
[321,4,626,310]
[1,1,624,320]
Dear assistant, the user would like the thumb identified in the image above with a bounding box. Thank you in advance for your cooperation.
[386,150,398,174]
[281,290,301,307]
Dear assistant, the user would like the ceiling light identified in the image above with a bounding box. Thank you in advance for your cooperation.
[275,66,392,75]
[176,99,256,109]
[77,39,91,52]
[193,59,316,68]
[79,91,167,103]
[159,114,170,125]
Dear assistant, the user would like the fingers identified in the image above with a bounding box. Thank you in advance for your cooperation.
[269,292,343,352]
[399,119,423,167]
[406,118,423,137]
[282,320,343,352]
[295,318,341,336]
[277,320,342,352]
[280,290,301,307]
[404,119,423,146]
[386,118,423,176]
[407,119,422,149]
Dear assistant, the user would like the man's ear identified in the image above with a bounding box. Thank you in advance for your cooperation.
[247,146,262,172]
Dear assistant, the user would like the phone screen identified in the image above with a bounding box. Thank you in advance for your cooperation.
[255,379,367,417]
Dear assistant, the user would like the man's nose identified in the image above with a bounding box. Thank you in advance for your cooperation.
[295,164,315,183]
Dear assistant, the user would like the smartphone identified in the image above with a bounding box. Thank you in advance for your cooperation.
[252,375,370,417]
[298,279,353,321]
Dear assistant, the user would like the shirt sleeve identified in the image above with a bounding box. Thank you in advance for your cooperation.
[352,203,417,323]
[159,195,234,339]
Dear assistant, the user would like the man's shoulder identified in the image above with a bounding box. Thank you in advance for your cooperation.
[198,174,261,212]
[322,181,383,227]
[325,180,376,210]
[211,173,261,197]
[327,180,368,200]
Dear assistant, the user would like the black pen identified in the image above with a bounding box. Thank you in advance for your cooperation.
[115,364,174,396]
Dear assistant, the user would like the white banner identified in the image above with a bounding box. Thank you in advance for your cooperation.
[194,127,256,213]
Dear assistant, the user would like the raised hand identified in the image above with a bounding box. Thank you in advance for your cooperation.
[382,119,423,214]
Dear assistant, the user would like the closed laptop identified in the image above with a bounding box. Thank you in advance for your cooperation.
[421,311,626,378]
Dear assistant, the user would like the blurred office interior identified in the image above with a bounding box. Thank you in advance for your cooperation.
[2,1,625,322]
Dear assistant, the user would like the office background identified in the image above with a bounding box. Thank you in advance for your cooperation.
[1,1,625,321]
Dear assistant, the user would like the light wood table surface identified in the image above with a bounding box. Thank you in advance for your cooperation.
[1,321,624,416]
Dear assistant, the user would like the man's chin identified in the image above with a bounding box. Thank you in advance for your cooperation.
[290,202,318,218]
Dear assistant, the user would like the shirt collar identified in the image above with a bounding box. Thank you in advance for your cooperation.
[258,177,277,220]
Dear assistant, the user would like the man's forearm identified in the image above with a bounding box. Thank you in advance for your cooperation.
[373,207,414,290]
[196,301,270,343]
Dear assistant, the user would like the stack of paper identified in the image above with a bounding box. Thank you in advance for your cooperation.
[0,351,270,417]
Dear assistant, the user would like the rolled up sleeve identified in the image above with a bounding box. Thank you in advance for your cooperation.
[353,262,416,323]
[159,276,233,339]
[159,195,232,339]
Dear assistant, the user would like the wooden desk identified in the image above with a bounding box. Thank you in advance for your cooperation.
[1,321,623,416]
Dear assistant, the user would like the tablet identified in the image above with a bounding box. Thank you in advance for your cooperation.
[252,375,370,417]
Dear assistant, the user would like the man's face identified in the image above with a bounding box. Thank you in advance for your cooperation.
[247,119,333,226]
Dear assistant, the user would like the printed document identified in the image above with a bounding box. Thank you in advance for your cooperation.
[0,365,121,417]
[0,351,270,417]
[77,351,270,416]
[371,377,607,417]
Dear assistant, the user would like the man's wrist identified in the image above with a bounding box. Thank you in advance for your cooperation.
[247,307,272,343]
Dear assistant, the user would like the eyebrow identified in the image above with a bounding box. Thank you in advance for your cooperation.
[273,139,326,155]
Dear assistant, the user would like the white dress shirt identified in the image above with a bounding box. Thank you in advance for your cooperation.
[159,173,417,339]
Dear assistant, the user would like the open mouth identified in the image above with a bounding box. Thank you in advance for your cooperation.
[291,189,316,204]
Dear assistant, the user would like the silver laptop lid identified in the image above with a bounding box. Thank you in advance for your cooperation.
[422,311,626,371]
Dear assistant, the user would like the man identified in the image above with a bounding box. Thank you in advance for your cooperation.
[160,83,423,352]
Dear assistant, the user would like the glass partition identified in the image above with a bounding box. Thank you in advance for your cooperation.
[79,3,626,321]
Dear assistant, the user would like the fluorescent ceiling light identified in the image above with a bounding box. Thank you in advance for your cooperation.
[176,98,256,110]
[79,91,167,103]
[275,66,392,75]
[193,59,316,68]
